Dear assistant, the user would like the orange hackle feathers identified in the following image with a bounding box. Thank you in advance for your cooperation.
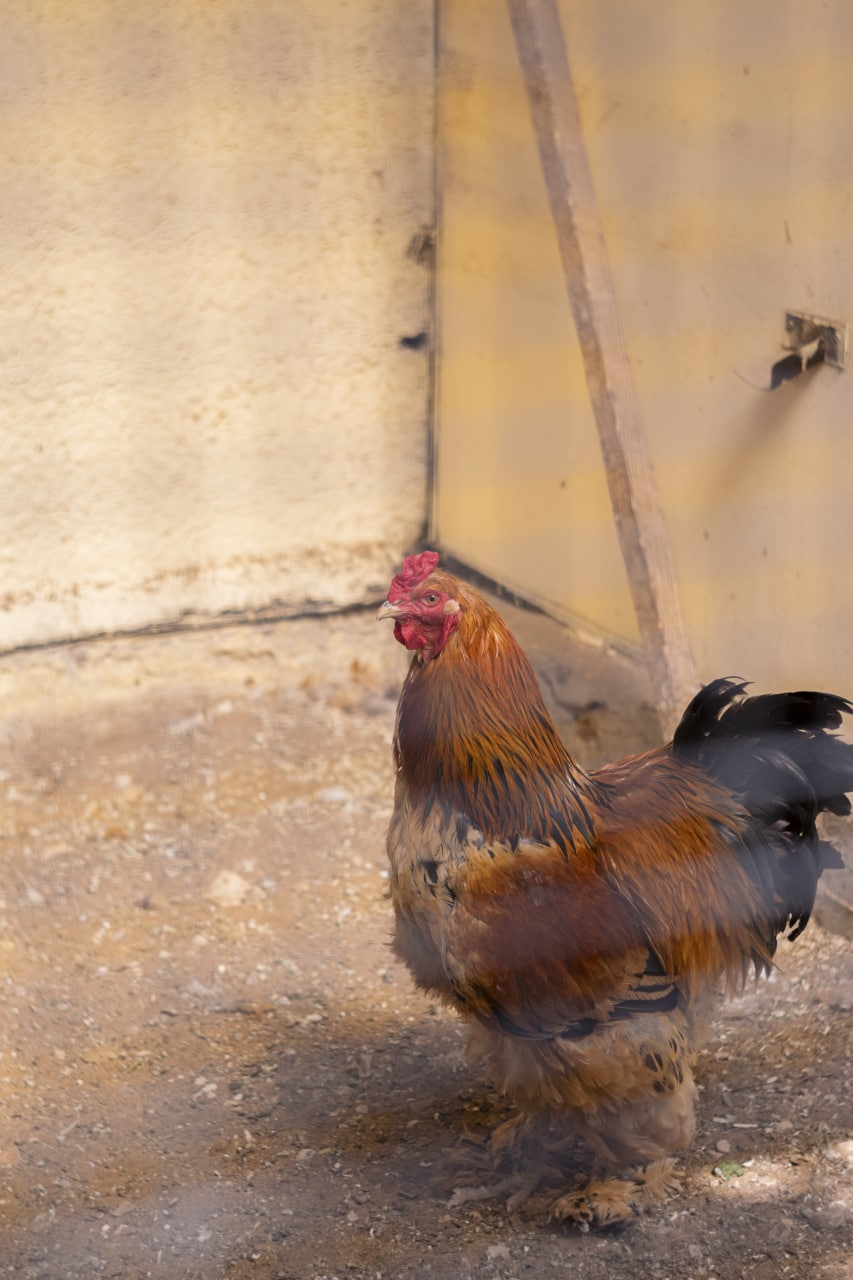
[392,572,598,851]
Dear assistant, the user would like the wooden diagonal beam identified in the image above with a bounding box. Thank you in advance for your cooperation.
[506,0,698,734]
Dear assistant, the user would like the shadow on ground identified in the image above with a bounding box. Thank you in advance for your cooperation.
[0,601,850,1279]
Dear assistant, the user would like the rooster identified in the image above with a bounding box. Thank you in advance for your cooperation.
[377,551,853,1224]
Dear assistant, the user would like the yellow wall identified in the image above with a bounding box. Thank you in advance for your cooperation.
[436,0,853,689]
[0,0,434,647]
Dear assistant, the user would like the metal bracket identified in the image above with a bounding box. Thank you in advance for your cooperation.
[783,310,848,369]
[735,309,848,391]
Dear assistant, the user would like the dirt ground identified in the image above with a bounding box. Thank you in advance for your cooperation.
[0,593,851,1280]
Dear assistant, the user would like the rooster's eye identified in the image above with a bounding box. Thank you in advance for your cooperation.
[422,593,440,606]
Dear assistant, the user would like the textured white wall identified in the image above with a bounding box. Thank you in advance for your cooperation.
[0,1,434,648]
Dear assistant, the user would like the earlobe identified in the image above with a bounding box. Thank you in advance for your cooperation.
[443,599,461,616]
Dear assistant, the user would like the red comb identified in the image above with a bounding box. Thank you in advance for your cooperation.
[388,550,439,600]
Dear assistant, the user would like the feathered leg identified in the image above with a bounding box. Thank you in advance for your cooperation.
[549,1067,696,1226]
[448,1111,555,1211]
[455,1000,699,1223]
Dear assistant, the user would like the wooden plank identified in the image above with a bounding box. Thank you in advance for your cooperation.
[506,0,698,734]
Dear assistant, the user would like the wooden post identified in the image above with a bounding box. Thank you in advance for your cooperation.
[506,0,698,735]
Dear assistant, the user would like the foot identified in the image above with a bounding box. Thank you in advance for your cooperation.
[551,1159,681,1227]
[448,1166,544,1212]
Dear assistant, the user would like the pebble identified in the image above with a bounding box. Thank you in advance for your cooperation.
[803,1201,852,1230]
[715,1139,731,1153]
[205,870,252,907]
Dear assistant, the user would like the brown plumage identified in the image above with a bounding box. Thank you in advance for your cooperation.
[378,552,853,1223]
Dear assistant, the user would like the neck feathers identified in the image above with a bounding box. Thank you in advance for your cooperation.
[393,596,594,848]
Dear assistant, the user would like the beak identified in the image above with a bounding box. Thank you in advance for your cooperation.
[376,599,403,621]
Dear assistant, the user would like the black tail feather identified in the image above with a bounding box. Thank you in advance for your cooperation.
[673,678,853,943]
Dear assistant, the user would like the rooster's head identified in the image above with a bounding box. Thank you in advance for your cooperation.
[377,552,461,662]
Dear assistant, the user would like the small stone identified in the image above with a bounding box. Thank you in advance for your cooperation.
[205,870,252,907]
[804,1202,852,1230]
[715,1138,731,1153]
